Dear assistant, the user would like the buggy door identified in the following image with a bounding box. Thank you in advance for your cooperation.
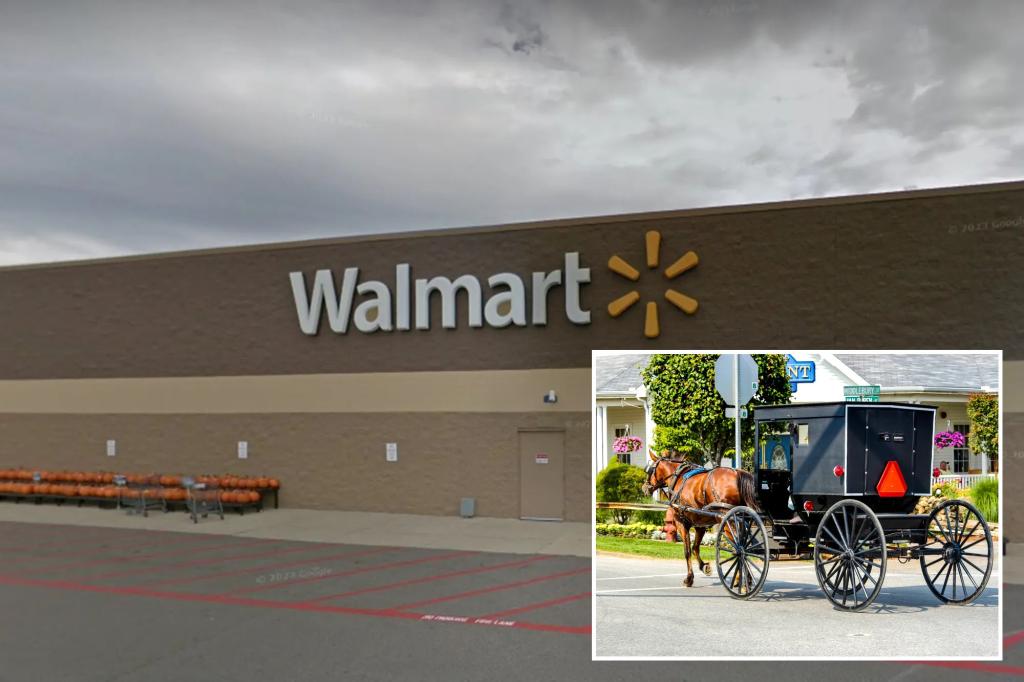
[847,406,931,496]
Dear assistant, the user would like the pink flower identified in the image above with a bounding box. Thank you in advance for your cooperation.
[613,436,643,454]
[933,431,966,449]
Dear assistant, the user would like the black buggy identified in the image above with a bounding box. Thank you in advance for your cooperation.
[715,401,995,611]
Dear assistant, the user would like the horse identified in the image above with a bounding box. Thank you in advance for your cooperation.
[642,454,762,588]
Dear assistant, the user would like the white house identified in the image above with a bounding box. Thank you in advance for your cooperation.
[594,352,999,483]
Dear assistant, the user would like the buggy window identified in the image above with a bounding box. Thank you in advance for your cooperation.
[797,423,810,446]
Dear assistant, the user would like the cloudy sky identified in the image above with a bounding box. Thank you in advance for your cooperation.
[1,1,1021,265]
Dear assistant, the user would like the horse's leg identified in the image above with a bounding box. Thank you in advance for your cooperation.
[678,519,694,587]
[692,526,710,576]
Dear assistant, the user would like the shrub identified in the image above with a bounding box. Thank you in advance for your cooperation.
[970,478,998,522]
[932,481,960,500]
[595,522,661,538]
[595,462,648,523]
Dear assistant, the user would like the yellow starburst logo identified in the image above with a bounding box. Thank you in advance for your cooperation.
[606,230,699,339]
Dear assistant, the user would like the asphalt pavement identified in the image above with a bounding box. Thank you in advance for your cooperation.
[596,553,1001,659]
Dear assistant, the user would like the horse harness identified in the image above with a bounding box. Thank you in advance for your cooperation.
[656,460,724,519]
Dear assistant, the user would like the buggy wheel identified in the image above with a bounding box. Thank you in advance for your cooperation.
[814,499,886,612]
[920,499,993,605]
[715,506,770,600]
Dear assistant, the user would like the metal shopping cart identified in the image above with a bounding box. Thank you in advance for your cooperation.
[183,477,224,523]
[116,474,167,517]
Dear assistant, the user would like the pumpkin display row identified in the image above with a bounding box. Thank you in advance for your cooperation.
[0,469,280,490]
[0,482,264,504]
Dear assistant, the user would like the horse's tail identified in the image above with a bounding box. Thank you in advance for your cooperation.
[738,470,761,513]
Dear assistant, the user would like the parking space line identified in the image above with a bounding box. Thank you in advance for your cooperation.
[391,566,590,611]
[0,572,589,636]
[226,550,478,595]
[139,546,400,587]
[1006,630,1024,648]
[478,591,591,620]
[305,554,556,604]
[906,661,1024,676]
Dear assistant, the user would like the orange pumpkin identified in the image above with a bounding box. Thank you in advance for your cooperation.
[268,478,280,489]
[248,491,260,503]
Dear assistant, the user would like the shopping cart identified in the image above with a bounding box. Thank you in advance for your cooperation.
[116,474,167,517]
[183,477,224,523]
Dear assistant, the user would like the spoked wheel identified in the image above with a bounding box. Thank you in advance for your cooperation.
[814,500,887,612]
[920,499,993,605]
[715,506,770,600]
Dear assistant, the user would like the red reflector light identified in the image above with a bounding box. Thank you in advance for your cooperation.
[876,460,908,497]
[933,467,941,478]
[833,465,844,477]
[802,500,814,512]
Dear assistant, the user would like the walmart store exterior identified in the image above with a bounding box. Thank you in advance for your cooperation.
[0,181,1022,527]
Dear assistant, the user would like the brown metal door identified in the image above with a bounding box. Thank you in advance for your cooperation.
[519,430,565,520]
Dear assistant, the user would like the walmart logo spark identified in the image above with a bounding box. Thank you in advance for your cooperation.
[606,231,699,339]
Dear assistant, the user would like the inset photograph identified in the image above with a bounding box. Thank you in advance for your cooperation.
[593,351,1001,660]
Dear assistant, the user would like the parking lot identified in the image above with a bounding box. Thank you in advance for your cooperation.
[596,553,1002,659]
[0,520,591,681]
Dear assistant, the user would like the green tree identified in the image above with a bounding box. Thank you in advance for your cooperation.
[966,393,998,471]
[595,462,648,524]
[641,354,792,466]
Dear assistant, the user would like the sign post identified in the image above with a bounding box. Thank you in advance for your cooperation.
[715,354,758,469]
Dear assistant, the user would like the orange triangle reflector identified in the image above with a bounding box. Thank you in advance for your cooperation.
[876,460,908,497]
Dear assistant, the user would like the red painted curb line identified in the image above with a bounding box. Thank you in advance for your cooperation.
[0,572,589,636]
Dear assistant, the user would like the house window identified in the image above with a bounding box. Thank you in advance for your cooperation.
[613,426,631,464]
[952,423,970,473]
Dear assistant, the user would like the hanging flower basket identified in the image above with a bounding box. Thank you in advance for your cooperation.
[933,431,965,449]
[613,436,643,455]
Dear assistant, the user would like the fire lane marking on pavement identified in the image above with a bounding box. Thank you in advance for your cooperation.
[0,572,590,636]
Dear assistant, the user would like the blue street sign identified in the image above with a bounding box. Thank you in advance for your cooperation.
[786,354,816,393]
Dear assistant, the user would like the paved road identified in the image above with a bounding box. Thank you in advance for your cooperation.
[596,553,1001,659]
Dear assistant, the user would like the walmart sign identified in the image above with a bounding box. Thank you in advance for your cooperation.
[786,354,816,393]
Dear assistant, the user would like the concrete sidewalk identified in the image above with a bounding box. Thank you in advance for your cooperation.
[0,502,590,557]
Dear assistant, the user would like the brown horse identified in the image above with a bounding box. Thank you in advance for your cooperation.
[642,455,761,588]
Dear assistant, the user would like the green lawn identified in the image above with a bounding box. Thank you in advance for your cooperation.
[596,535,723,561]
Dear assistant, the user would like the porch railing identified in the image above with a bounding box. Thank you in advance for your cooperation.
[932,473,997,490]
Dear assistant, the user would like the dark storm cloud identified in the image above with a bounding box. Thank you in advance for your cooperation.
[0,0,1020,264]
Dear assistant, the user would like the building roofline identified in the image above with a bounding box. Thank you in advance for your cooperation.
[2,179,1022,272]
[881,386,997,394]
